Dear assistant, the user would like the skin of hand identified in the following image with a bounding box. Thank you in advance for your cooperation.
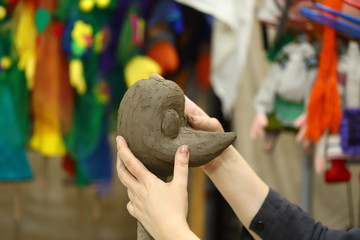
[250,112,268,140]
[184,98,268,240]
[116,136,200,240]
[293,113,311,149]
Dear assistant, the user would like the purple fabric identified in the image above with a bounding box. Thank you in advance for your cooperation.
[148,0,184,34]
[100,0,155,75]
[340,108,360,155]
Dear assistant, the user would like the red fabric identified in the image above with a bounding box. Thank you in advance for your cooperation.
[62,154,76,176]
[53,21,65,38]
[325,159,351,183]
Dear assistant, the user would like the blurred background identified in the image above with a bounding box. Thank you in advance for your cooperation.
[0,0,360,239]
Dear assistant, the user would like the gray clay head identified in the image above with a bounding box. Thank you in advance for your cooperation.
[117,75,236,177]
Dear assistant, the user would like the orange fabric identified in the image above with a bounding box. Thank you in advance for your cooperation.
[30,1,74,156]
[305,0,343,142]
[147,40,179,75]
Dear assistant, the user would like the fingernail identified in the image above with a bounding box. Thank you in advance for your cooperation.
[179,145,189,156]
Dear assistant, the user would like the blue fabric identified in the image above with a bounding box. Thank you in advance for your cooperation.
[148,0,184,34]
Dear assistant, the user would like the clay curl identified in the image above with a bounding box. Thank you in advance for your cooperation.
[117,75,237,177]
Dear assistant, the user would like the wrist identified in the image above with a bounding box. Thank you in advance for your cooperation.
[201,145,238,175]
[157,220,199,240]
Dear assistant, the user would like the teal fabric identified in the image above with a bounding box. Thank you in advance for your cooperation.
[274,95,304,127]
[0,81,32,181]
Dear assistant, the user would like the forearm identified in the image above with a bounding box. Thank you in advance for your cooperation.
[157,221,200,240]
[202,146,269,239]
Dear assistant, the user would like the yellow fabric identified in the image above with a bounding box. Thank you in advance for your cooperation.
[30,120,66,157]
[14,2,37,89]
[124,56,161,87]
[0,6,6,20]
[79,0,95,12]
[1,56,12,70]
[69,59,87,94]
[79,0,111,12]
[94,31,105,53]
[72,20,93,49]
[97,0,111,8]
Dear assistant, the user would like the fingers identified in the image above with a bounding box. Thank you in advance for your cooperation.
[172,145,190,188]
[127,201,136,218]
[184,96,208,117]
[294,113,306,128]
[250,125,264,140]
[250,113,268,140]
[295,125,306,142]
[116,136,153,184]
[117,151,138,190]
[187,114,223,132]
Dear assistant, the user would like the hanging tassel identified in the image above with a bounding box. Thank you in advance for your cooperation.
[305,0,343,142]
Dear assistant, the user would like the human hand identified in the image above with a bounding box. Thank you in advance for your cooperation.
[250,112,268,140]
[294,113,311,148]
[185,96,224,133]
[116,136,197,240]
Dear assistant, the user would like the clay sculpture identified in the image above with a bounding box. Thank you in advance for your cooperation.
[117,74,237,177]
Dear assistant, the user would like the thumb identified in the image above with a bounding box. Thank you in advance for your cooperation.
[172,145,190,188]
[187,114,223,132]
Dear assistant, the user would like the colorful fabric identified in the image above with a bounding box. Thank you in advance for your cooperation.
[0,81,32,181]
[0,3,32,181]
[340,109,360,155]
[254,39,317,114]
[305,0,343,142]
[30,14,74,156]
[274,95,304,127]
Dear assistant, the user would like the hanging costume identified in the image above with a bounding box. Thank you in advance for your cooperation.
[59,0,115,193]
[29,0,74,157]
[175,0,256,117]
[0,1,32,181]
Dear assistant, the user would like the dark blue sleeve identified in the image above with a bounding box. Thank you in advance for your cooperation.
[248,189,360,240]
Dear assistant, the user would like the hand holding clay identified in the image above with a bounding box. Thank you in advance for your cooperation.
[150,73,224,134]
[117,136,200,240]
[117,75,236,177]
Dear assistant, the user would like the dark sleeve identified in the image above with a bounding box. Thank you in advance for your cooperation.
[248,189,360,240]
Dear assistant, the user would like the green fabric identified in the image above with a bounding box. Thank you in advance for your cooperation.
[266,96,303,133]
[0,21,29,146]
[54,0,73,21]
[64,88,105,160]
[116,4,143,64]
[267,34,295,62]
[75,159,90,187]
[5,68,29,145]
[35,8,52,33]
[65,50,106,186]
[274,95,304,126]
[266,114,298,133]
[0,80,32,181]
[106,65,127,131]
